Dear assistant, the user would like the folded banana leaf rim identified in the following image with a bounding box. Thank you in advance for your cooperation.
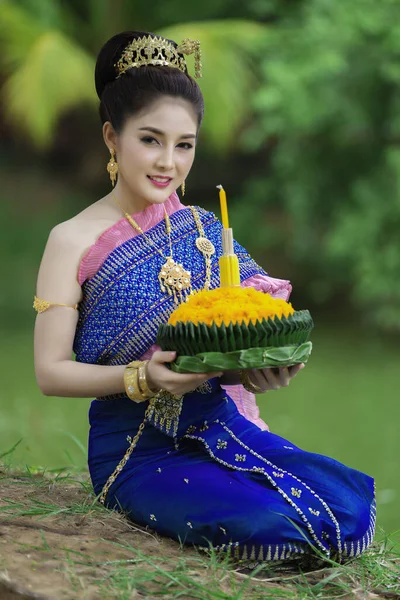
[157,310,314,355]
[169,342,313,373]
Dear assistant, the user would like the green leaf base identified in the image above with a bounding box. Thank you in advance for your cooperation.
[157,310,314,356]
[169,342,313,374]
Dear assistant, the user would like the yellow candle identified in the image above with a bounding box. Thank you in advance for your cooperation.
[219,255,232,288]
[217,185,229,229]
[229,254,241,287]
[219,226,241,287]
[219,255,241,287]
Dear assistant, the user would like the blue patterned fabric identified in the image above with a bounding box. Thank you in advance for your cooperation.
[74,206,375,562]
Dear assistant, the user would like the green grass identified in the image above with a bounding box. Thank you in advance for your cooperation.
[1,324,399,537]
[80,543,400,600]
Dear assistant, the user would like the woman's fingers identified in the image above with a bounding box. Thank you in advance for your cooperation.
[169,371,223,385]
[265,364,304,388]
[148,351,223,394]
[279,367,290,387]
[248,362,305,392]
[152,350,177,364]
[288,363,305,379]
[251,368,280,390]
[151,351,221,378]
[262,369,280,390]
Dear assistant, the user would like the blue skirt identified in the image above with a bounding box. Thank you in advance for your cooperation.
[88,379,375,562]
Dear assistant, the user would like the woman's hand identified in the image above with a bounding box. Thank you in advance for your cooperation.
[246,363,305,392]
[146,351,223,396]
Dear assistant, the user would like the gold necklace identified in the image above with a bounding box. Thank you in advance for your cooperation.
[113,197,215,304]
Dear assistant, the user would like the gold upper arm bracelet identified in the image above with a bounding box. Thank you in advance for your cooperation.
[33,295,78,313]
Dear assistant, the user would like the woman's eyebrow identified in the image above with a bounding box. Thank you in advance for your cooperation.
[138,126,196,139]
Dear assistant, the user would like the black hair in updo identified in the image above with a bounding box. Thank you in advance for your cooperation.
[95,31,205,133]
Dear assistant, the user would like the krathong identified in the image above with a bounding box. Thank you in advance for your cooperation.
[156,185,314,373]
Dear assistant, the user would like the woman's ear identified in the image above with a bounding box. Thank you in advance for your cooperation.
[103,121,117,152]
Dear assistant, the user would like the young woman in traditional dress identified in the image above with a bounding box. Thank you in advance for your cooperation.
[34,31,375,564]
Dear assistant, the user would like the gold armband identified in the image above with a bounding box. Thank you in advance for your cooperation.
[239,370,263,394]
[33,295,78,313]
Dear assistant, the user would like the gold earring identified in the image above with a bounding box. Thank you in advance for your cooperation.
[107,149,118,186]
[181,180,186,196]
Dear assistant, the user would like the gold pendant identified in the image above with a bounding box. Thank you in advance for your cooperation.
[196,237,215,257]
[195,237,215,290]
[159,257,192,304]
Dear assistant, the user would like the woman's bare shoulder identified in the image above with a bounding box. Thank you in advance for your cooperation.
[58,197,117,238]
[36,197,119,302]
[50,196,121,257]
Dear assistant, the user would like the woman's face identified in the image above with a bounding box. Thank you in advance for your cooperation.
[113,96,198,208]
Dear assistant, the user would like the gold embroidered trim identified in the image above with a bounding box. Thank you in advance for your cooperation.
[146,390,184,438]
[33,296,78,313]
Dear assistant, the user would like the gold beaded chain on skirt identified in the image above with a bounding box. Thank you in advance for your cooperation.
[99,390,184,504]
[99,402,154,504]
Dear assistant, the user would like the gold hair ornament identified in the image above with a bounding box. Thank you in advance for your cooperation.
[115,35,202,79]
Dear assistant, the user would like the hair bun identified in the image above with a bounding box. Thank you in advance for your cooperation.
[95,31,203,132]
[95,31,148,99]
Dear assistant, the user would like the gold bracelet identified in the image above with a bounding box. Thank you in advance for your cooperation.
[124,362,147,402]
[125,360,159,402]
[138,363,159,399]
[127,360,143,369]
[239,370,263,394]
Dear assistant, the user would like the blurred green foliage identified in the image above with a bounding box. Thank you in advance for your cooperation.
[0,1,265,150]
[237,0,400,331]
[1,0,400,333]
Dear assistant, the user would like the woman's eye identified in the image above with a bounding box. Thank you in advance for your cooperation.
[140,137,193,149]
[141,136,158,144]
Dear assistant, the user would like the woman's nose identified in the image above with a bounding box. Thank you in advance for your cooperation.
[155,146,174,170]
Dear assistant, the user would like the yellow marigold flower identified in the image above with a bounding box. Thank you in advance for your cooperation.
[168,287,295,327]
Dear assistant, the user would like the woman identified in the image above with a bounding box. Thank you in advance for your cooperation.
[33,31,375,564]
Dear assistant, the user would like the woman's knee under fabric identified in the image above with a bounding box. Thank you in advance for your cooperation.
[231,419,375,542]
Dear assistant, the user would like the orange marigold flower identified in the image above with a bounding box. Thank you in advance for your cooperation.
[168,287,295,327]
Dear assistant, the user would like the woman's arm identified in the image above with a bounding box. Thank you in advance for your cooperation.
[33,222,126,397]
[36,359,128,398]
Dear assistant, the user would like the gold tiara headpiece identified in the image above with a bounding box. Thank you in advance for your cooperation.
[115,35,202,79]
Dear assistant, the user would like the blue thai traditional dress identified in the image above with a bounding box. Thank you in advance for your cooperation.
[73,198,375,563]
